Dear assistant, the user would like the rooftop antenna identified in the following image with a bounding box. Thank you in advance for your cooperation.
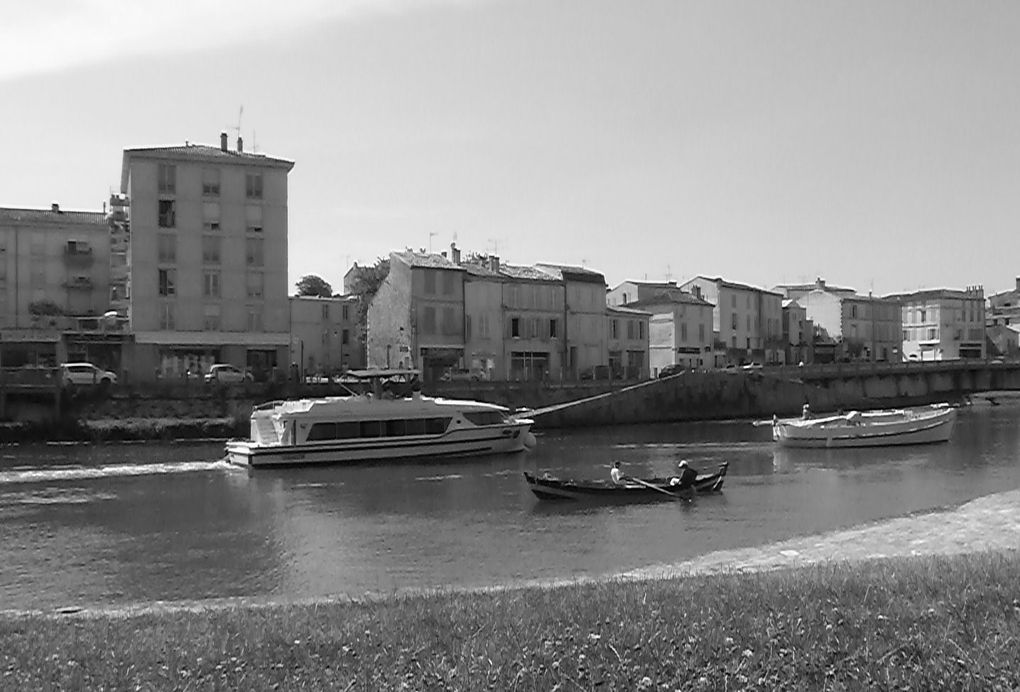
[231,105,244,142]
[488,238,500,256]
[665,264,673,282]
[428,231,438,253]
[252,129,259,154]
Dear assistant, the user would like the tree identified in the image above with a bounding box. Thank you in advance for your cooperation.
[28,298,63,316]
[346,258,390,338]
[295,274,333,297]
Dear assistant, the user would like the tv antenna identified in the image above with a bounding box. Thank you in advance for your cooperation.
[231,106,244,141]
[428,231,438,253]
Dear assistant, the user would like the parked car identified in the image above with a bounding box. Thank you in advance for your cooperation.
[657,364,685,379]
[440,368,483,382]
[204,364,253,384]
[61,362,117,386]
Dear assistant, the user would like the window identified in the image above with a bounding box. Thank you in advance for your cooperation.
[160,302,175,330]
[746,315,751,331]
[639,321,644,339]
[247,307,263,331]
[731,313,737,330]
[203,202,220,231]
[627,320,635,339]
[698,323,704,341]
[851,304,858,319]
[424,271,436,294]
[246,237,263,266]
[321,304,329,320]
[443,307,455,335]
[158,164,175,194]
[611,319,618,339]
[681,322,688,340]
[342,329,349,345]
[202,169,220,196]
[157,233,176,263]
[442,271,454,295]
[511,317,521,338]
[203,304,221,331]
[928,328,937,340]
[246,272,264,299]
[549,319,558,338]
[245,204,263,232]
[158,199,175,227]
[246,172,263,199]
[158,268,176,296]
[202,235,221,264]
[920,309,927,322]
[423,306,436,334]
[203,271,220,298]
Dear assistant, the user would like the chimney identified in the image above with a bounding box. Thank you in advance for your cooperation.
[51,202,60,213]
[488,255,500,272]
[816,277,826,290]
[1015,277,1020,292]
[220,132,228,152]
[450,242,461,264]
[237,136,244,153]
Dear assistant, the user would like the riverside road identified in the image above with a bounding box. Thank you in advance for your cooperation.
[1,402,1018,612]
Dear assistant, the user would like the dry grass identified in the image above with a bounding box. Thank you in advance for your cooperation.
[2,551,1019,690]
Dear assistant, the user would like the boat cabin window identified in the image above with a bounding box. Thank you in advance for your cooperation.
[305,417,451,441]
[462,411,509,426]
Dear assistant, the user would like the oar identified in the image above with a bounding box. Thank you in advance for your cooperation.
[623,475,687,500]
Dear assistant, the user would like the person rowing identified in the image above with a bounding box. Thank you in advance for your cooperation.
[669,459,699,490]
[610,460,625,485]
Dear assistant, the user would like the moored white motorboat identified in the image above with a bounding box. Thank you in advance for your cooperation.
[772,403,957,448]
[225,370,536,467]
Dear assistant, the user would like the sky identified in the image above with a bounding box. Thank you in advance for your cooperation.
[2,0,1019,296]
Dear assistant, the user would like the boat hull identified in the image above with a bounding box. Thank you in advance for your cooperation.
[772,405,956,448]
[524,463,728,502]
[227,422,535,467]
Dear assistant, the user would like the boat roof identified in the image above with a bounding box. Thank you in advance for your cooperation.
[263,395,509,418]
[345,368,421,379]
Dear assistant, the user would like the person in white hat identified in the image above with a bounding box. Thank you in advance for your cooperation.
[670,459,699,489]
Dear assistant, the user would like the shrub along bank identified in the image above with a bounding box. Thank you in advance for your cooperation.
[2,552,1018,690]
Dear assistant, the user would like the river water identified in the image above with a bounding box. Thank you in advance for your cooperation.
[1,404,1018,611]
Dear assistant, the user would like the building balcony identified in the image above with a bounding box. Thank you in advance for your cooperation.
[63,277,94,290]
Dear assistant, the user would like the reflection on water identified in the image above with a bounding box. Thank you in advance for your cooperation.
[1,406,1019,610]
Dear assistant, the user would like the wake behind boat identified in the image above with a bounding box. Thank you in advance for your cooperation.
[524,462,728,502]
[226,369,536,467]
[772,403,957,448]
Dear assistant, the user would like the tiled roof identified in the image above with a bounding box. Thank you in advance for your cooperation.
[0,206,106,225]
[685,275,784,297]
[627,287,714,308]
[535,263,606,284]
[121,141,294,191]
[612,280,677,289]
[501,264,561,281]
[884,288,984,302]
[123,143,293,167]
[608,305,653,316]
[774,281,856,294]
[391,250,463,270]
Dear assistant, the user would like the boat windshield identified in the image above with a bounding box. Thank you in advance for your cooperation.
[462,410,510,426]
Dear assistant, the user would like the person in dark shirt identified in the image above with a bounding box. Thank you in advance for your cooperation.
[670,459,699,489]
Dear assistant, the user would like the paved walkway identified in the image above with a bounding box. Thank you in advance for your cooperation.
[624,488,1020,580]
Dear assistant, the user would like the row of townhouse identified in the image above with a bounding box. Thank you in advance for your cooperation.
[365,248,652,381]
[610,274,990,372]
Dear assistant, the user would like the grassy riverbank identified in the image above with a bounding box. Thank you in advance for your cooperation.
[2,551,1018,690]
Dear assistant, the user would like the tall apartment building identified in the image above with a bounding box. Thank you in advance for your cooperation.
[680,276,785,366]
[0,204,115,366]
[120,133,294,379]
[886,287,986,361]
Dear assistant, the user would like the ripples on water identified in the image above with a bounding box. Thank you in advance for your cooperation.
[1,405,1018,611]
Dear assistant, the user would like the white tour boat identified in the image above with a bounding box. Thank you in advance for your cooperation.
[225,370,536,467]
[771,403,957,448]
